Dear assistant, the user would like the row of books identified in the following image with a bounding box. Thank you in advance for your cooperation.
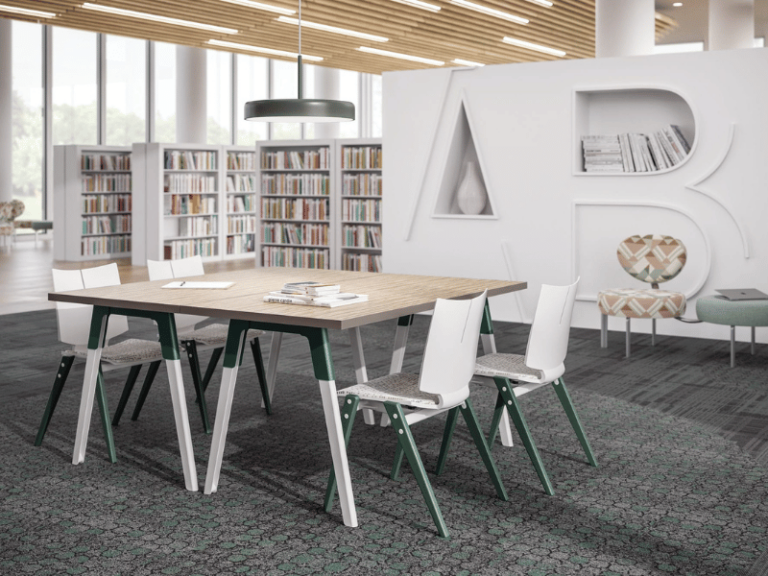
[342,173,382,197]
[261,149,330,170]
[82,215,131,235]
[82,194,131,214]
[172,216,218,238]
[341,146,382,170]
[226,174,257,193]
[226,195,255,213]
[226,234,255,255]
[261,173,330,196]
[264,281,367,308]
[342,199,381,223]
[262,246,330,269]
[262,222,329,247]
[164,238,217,260]
[81,153,130,171]
[227,152,256,171]
[164,174,217,194]
[342,224,382,248]
[164,195,217,216]
[81,234,131,256]
[82,174,131,193]
[164,150,217,171]
[227,215,256,234]
[343,253,382,273]
[261,198,329,221]
[582,125,691,173]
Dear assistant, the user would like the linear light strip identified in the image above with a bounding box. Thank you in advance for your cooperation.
[277,16,388,42]
[453,58,485,67]
[220,0,295,15]
[208,39,323,61]
[0,4,56,18]
[450,0,528,25]
[391,0,441,12]
[526,0,553,7]
[81,3,239,34]
[358,46,443,66]
[502,36,565,57]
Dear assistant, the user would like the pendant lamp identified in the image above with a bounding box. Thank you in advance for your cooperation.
[244,1,355,123]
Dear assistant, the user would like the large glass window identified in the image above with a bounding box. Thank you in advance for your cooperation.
[271,59,301,140]
[11,21,44,221]
[106,35,146,145]
[207,49,232,145]
[236,54,268,145]
[338,69,359,138]
[52,27,97,145]
[372,74,382,138]
[154,42,176,142]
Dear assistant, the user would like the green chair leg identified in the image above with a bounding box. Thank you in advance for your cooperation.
[391,443,405,480]
[487,392,506,449]
[435,407,460,476]
[250,338,271,415]
[384,401,449,539]
[95,369,117,464]
[324,395,360,512]
[495,377,555,496]
[184,340,211,434]
[459,399,508,501]
[35,355,76,446]
[112,365,143,426]
[201,347,223,394]
[130,360,161,421]
[552,378,598,467]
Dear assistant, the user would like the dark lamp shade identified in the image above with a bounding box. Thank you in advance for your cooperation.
[244,98,355,123]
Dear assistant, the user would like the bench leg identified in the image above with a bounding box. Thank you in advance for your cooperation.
[625,318,631,358]
[730,326,736,368]
[600,314,608,348]
[752,326,756,355]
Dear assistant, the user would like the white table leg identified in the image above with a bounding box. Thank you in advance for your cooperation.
[261,332,283,408]
[166,358,198,492]
[481,333,514,447]
[349,327,375,425]
[72,316,107,465]
[318,378,358,527]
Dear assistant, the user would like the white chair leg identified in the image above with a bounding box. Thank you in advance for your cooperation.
[205,364,242,494]
[625,317,631,358]
[348,328,375,425]
[261,331,283,408]
[600,314,608,348]
[166,358,198,492]
[731,326,736,368]
[652,318,656,346]
[752,326,756,355]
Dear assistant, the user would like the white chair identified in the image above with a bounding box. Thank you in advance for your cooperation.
[127,256,269,433]
[324,292,507,538]
[465,279,597,496]
[36,264,164,462]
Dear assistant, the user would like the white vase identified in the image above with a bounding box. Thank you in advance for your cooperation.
[455,161,487,215]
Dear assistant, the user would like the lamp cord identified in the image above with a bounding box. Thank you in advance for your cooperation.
[297,0,303,98]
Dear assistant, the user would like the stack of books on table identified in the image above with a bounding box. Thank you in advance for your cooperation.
[582,125,691,173]
[263,281,368,307]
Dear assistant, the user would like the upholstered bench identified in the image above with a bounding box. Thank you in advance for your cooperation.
[696,295,768,367]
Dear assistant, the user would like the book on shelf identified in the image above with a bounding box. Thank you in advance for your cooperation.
[264,291,368,307]
[582,125,692,173]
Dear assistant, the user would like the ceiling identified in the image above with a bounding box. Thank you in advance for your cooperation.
[0,0,682,74]
[655,0,768,46]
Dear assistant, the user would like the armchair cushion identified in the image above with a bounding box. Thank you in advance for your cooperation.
[598,287,686,319]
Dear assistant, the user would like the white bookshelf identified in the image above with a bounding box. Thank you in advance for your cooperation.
[53,145,132,261]
[336,138,383,273]
[224,146,258,261]
[256,139,335,270]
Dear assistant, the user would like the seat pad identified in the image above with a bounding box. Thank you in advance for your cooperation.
[598,288,686,319]
[338,373,440,408]
[73,338,164,364]
[178,323,264,346]
[475,353,549,383]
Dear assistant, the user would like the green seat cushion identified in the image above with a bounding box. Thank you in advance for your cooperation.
[695,295,768,327]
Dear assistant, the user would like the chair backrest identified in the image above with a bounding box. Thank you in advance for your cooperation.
[418,291,487,408]
[617,234,686,285]
[147,259,174,281]
[148,258,205,331]
[524,279,579,379]
[171,255,205,278]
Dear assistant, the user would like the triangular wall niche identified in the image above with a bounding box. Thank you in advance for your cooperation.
[433,97,496,218]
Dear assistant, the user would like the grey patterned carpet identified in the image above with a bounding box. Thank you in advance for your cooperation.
[1,310,768,575]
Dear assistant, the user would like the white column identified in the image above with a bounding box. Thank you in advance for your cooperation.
[0,19,13,202]
[709,0,755,50]
[176,46,207,144]
[313,66,340,140]
[595,0,655,58]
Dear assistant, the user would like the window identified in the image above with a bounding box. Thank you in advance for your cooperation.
[271,59,301,140]
[372,74,382,138]
[52,27,98,145]
[154,42,176,143]
[338,69,360,138]
[11,21,44,221]
[207,49,232,145]
[106,35,146,145]
[236,53,268,146]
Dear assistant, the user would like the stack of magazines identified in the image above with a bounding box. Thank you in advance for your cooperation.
[263,281,368,307]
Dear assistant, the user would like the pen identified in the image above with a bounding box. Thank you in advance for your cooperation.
[180,281,186,287]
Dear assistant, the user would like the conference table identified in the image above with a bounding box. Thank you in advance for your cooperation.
[49,267,525,528]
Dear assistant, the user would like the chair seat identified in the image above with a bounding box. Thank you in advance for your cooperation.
[178,323,264,346]
[598,288,686,319]
[338,373,440,409]
[475,353,554,383]
[71,338,164,364]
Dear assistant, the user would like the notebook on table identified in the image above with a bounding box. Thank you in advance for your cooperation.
[715,288,768,301]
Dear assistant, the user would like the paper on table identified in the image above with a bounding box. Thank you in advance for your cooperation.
[162,281,234,289]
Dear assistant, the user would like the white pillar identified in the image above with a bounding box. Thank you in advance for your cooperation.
[176,46,207,144]
[313,66,340,140]
[595,0,655,58]
[0,19,13,202]
[709,0,755,50]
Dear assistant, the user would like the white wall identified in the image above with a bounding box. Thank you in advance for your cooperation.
[383,48,768,342]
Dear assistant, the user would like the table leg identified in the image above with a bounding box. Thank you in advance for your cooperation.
[261,332,283,408]
[480,301,514,448]
[167,358,198,491]
[348,328,375,425]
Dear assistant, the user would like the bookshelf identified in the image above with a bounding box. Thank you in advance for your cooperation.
[336,138,383,273]
[224,146,258,260]
[53,145,133,261]
[256,139,335,270]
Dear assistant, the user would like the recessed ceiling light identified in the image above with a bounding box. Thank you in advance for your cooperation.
[673,2,683,6]
[450,0,528,25]
[502,36,566,57]
[220,0,295,15]
[453,58,485,67]
[358,46,444,66]
[391,0,441,12]
[0,4,56,18]
[277,16,388,42]
[208,39,323,61]
[82,3,239,34]
[526,0,553,6]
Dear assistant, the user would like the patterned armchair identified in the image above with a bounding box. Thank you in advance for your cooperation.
[0,200,25,249]
[597,234,687,357]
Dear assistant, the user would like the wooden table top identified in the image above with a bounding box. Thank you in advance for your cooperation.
[49,268,526,330]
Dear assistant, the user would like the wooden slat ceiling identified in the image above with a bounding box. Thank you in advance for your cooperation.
[1,1,677,74]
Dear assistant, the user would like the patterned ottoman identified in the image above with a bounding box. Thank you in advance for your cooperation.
[696,295,768,367]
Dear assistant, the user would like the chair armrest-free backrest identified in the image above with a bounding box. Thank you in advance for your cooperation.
[617,234,687,285]
[147,259,174,281]
[524,279,579,379]
[171,255,205,278]
[418,291,487,408]
[79,263,130,340]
